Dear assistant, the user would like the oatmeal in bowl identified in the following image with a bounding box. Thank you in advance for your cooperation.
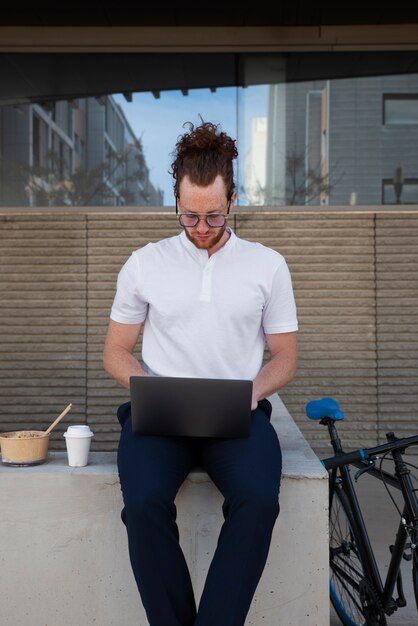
[0,430,50,466]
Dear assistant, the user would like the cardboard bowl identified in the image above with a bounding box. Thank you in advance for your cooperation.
[0,430,50,466]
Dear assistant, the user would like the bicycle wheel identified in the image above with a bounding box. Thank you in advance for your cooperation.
[329,483,387,626]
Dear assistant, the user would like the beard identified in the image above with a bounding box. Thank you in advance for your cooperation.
[184,224,228,251]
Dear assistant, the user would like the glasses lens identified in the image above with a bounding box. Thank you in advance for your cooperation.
[179,214,199,227]
[178,213,227,228]
[206,214,226,227]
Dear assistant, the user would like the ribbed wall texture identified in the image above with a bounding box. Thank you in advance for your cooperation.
[376,215,418,442]
[0,214,87,449]
[1,210,417,455]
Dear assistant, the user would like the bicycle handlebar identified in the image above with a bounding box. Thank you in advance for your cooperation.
[321,434,418,471]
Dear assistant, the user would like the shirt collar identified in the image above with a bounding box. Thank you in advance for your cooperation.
[179,227,236,259]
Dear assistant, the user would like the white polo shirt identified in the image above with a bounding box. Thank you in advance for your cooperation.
[110,229,298,380]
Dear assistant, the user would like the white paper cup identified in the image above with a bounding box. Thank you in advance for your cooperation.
[63,425,94,467]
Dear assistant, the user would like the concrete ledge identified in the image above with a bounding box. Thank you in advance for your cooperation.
[0,395,329,626]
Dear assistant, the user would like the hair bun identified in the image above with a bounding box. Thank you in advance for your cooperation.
[178,121,238,160]
[170,120,238,198]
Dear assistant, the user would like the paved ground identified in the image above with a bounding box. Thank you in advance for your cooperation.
[329,463,417,625]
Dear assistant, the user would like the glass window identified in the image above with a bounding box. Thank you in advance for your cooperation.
[1,52,418,207]
[382,177,418,204]
[383,95,418,124]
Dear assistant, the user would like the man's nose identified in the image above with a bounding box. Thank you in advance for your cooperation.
[196,217,209,232]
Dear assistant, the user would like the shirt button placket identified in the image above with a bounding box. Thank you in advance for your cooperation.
[199,258,214,302]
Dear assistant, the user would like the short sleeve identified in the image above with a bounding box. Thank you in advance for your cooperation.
[262,257,298,334]
[110,252,148,324]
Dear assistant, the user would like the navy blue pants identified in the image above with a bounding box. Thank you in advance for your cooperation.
[117,399,282,626]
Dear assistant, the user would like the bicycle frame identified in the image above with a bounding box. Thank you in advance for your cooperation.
[327,420,418,615]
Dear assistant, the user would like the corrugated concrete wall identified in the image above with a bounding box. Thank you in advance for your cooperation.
[376,215,418,440]
[1,209,417,455]
[0,214,88,431]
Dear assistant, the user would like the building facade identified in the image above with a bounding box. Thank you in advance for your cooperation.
[0,95,163,207]
[266,74,418,206]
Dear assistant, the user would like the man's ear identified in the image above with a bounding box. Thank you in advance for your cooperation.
[229,191,237,210]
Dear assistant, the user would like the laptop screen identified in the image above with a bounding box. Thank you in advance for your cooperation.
[130,376,253,438]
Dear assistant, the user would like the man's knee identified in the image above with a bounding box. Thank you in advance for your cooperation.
[225,484,280,522]
[124,486,175,524]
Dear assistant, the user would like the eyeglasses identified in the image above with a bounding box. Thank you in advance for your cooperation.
[176,198,231,228]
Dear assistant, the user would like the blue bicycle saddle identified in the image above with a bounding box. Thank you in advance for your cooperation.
[305,397,345,421]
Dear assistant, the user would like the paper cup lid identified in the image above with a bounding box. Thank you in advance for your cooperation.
[64,425,94,438]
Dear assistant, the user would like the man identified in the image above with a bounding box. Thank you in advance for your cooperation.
[103,120,298,626]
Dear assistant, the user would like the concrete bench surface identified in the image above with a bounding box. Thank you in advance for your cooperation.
[0,395,329,626]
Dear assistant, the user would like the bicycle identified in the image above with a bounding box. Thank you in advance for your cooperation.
[305,397,418,626]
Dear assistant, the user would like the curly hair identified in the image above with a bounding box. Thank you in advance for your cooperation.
[170,120,238,199]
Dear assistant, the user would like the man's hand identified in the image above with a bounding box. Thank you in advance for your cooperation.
[251,392,259,411]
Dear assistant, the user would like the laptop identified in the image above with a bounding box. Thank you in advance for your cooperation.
[130,376,253,438]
